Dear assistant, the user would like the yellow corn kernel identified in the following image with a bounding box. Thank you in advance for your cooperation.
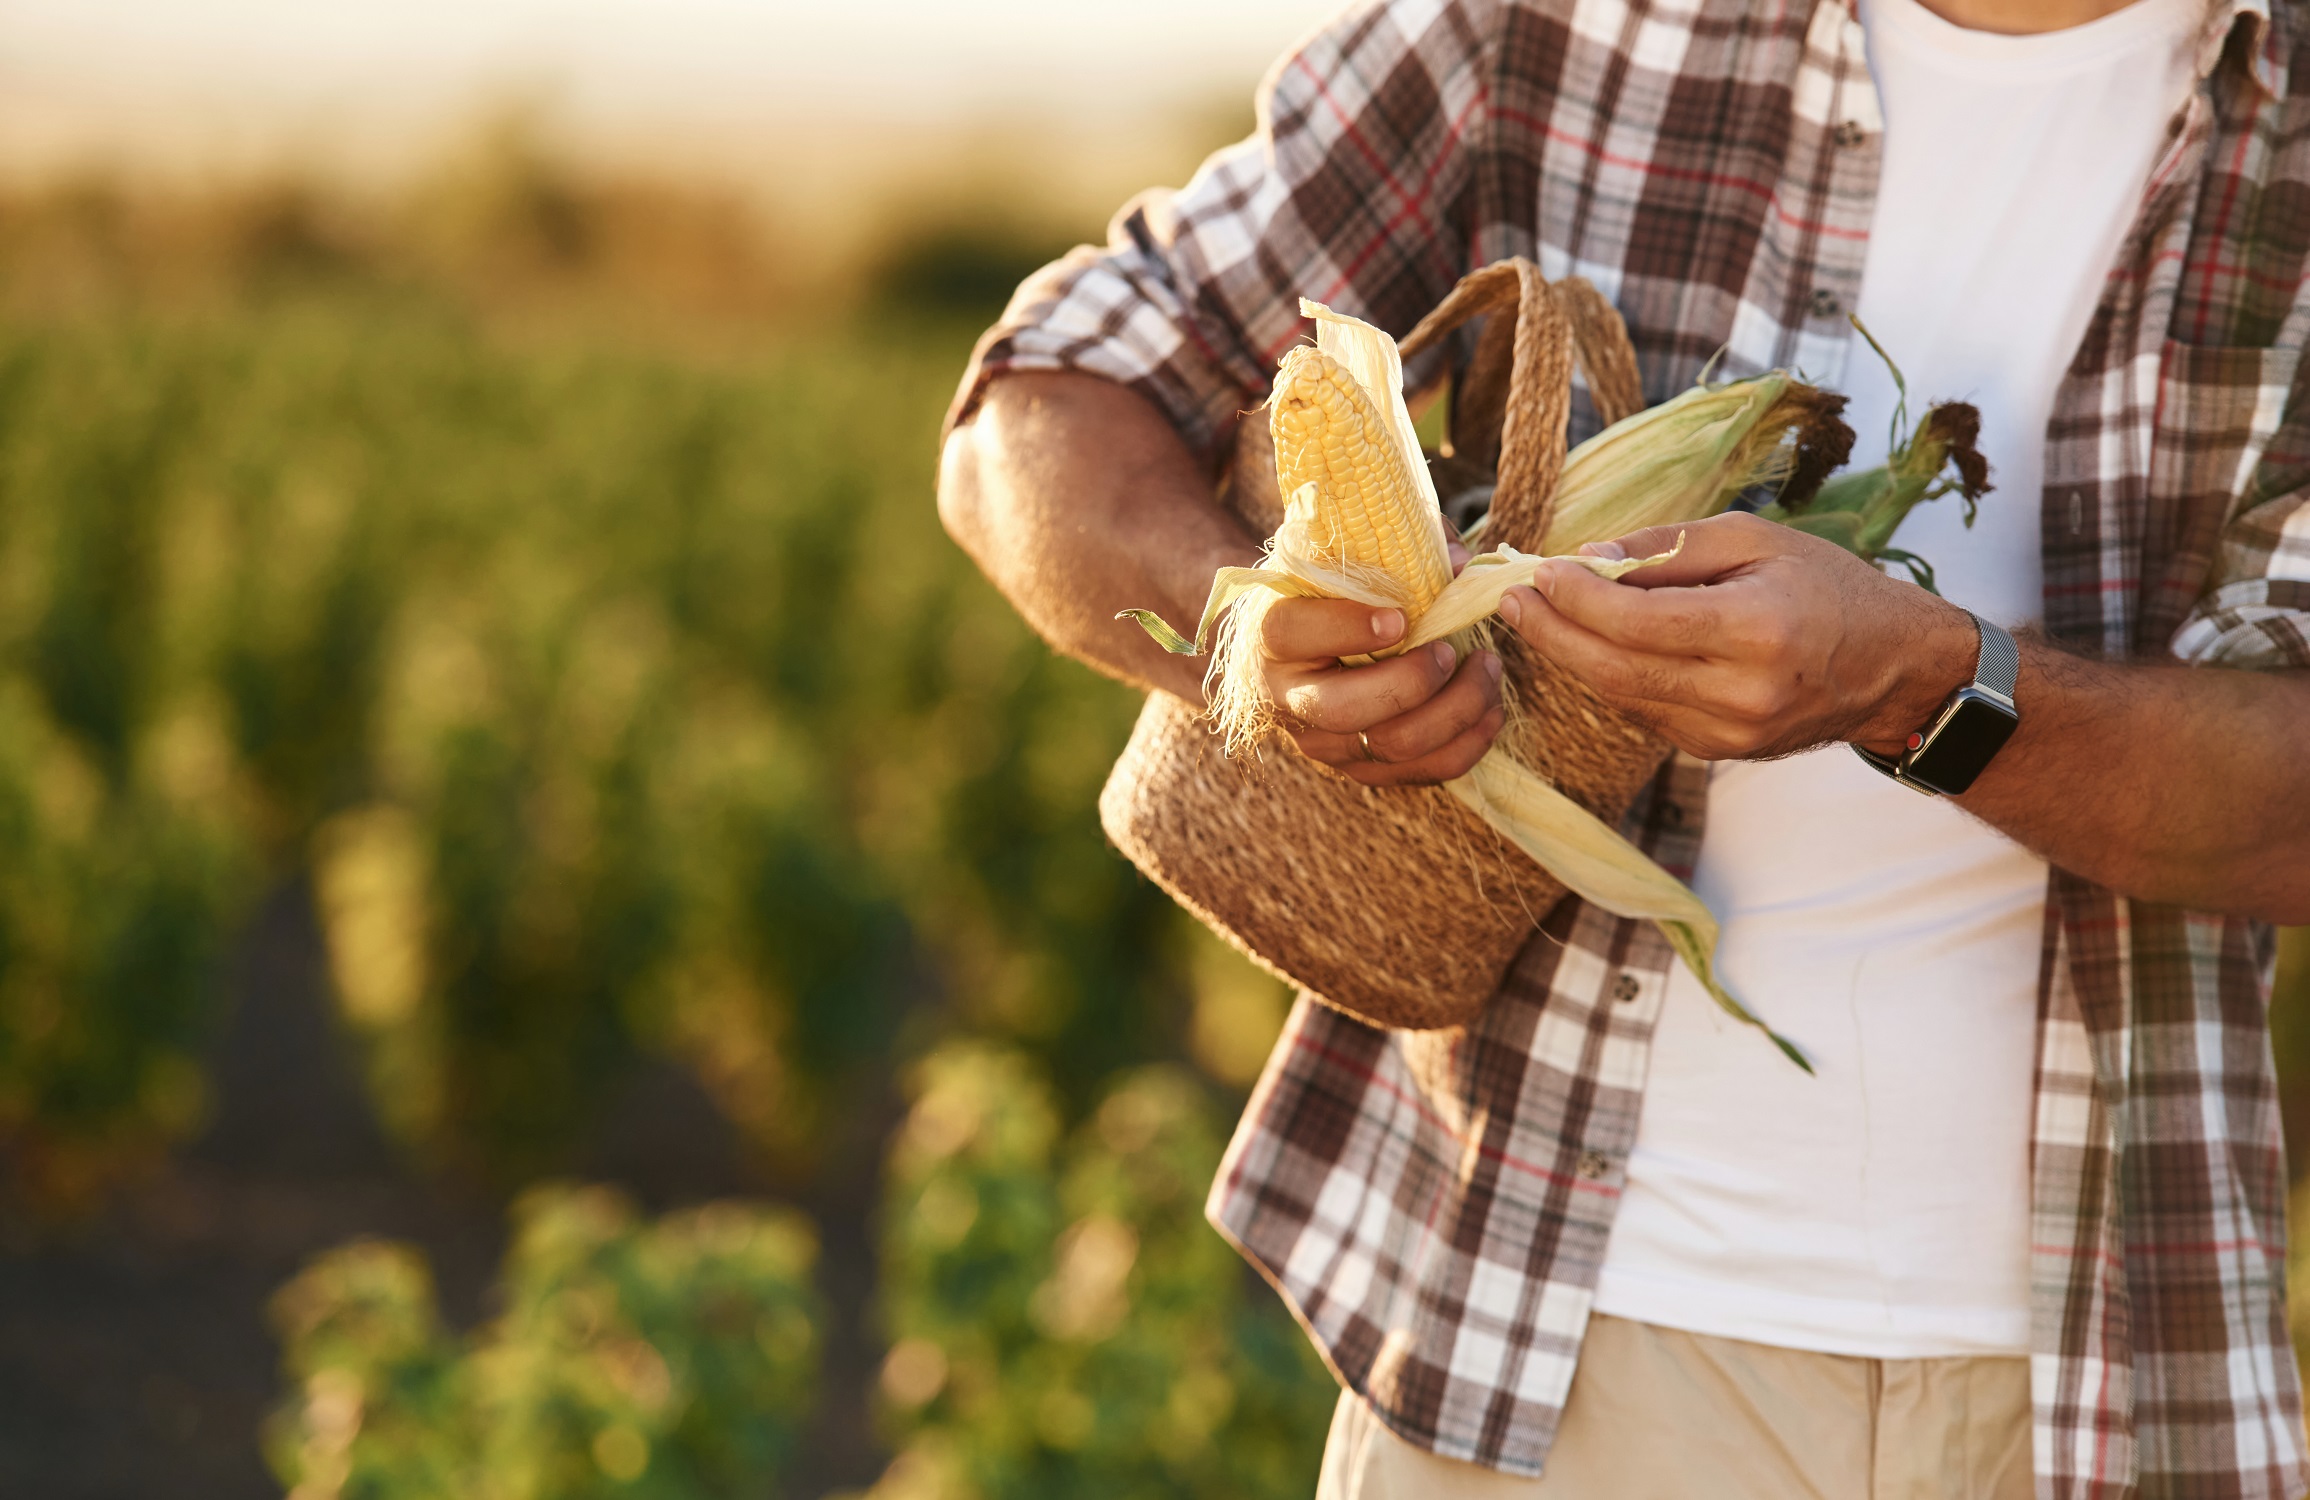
[1269,347,1453,614]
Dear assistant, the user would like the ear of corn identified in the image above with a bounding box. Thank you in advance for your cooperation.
[1760,404,1986,593]
[1537,375,1853,552]
[1271,346,1455,614]
[1304,301,1449,523]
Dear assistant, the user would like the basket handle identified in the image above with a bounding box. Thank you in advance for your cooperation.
[1401,262,1644,552]
[1552,278,1646,429]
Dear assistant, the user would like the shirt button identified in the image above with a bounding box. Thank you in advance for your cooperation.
[1809,288,1843,319]
[1832,119,1867,148]
[1611,973,1642,1003]
[1576,1151,1613,1180]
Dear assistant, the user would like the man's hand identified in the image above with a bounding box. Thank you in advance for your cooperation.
[1497,512,1976,761]
[1493,509,2310,922]
[941,371,1506,788]
[1260,597,1505,786]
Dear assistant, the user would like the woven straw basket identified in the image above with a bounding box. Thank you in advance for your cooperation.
[1098,261,1675,1031]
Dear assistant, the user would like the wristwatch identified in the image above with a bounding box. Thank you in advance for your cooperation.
[1852,610,2020,797]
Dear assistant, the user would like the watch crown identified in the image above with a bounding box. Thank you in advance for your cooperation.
[1906,731,1924,751]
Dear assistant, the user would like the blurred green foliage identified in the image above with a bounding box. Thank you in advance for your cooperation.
[871,1044,1334,1500]
[0,290,1205,1193]
[0,173,1310,1489]
[863,222,1080,323]
[0,314,269,1205]
[266,1185,820,1498]
[0,687,247,1206]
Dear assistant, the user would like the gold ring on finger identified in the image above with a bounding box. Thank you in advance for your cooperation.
[1358,730,1382,763]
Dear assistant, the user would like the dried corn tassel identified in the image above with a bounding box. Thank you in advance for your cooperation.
[1755,321,1992,591]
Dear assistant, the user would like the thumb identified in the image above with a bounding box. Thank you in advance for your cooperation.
[1583,513,1776,590]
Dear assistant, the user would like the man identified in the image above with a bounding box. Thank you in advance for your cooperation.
[938,0,2310,1492]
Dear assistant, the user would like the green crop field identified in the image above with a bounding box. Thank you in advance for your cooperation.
[0,262,1328,1494]
[0,296,1144,1183]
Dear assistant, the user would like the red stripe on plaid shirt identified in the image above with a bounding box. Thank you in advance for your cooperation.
[1501,108,1874,241]
[2184,114,2263,345]
[1289,52,1491,312]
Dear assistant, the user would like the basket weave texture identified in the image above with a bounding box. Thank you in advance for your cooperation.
[1098,261,1673,1031]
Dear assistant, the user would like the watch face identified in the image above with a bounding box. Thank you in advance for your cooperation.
[1908,688,2020,795]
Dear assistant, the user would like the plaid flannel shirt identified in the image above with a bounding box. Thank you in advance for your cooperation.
[950,0,2310,1492]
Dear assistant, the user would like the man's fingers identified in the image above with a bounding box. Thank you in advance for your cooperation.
[1294,650,1502,765]
[1503,583,1801,757]
[1261,596,1405,662]
[1524,563,1731,656]
[1579,511,1786,590]
[1280,640,1459,733]
[1504,582,1706,703]
[1336,706,1506,787]
[1365,649,1501,760]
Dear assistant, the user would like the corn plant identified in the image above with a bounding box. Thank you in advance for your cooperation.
[873,1044,1335,1500]
[267,1184,821,1500]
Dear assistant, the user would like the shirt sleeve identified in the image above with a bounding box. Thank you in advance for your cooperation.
[942,0,1499,473]
[2167,488,2310,668]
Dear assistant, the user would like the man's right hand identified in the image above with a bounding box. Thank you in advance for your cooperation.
[1259,597,1504,786]
[941,372,1498,785]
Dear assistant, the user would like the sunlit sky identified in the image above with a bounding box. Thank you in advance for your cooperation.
[1,0,1341,181]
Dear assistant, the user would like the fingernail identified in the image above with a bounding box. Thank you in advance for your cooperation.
[1499,591,1524,627]
[1482,652,1502,684]
[1431,641,1456,672]
[1371,608,1403,642]
[1582,541,1628,561]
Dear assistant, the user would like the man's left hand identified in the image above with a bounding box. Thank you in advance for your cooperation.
[1497,512,1977,761]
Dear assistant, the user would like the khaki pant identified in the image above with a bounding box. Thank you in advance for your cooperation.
[1316,1314,2032,1500]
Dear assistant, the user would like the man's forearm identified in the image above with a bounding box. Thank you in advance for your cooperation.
[1953,642,2310,923]
[1502,514,2310,925]
[1840,599,2310,920]
[938,371,1258,704]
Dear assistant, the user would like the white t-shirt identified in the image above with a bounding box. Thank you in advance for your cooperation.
[1590,0,2199,1359]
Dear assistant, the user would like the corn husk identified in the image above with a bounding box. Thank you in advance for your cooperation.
[1448,753,1808,1070]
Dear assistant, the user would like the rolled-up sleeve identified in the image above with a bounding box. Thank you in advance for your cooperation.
[943,0,1498,473]
[2168,485,2310,668]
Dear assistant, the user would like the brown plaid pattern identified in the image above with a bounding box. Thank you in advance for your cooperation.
[952,0,2310,1493]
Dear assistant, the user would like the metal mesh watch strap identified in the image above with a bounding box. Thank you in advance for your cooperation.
[1970,611,2019,703]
